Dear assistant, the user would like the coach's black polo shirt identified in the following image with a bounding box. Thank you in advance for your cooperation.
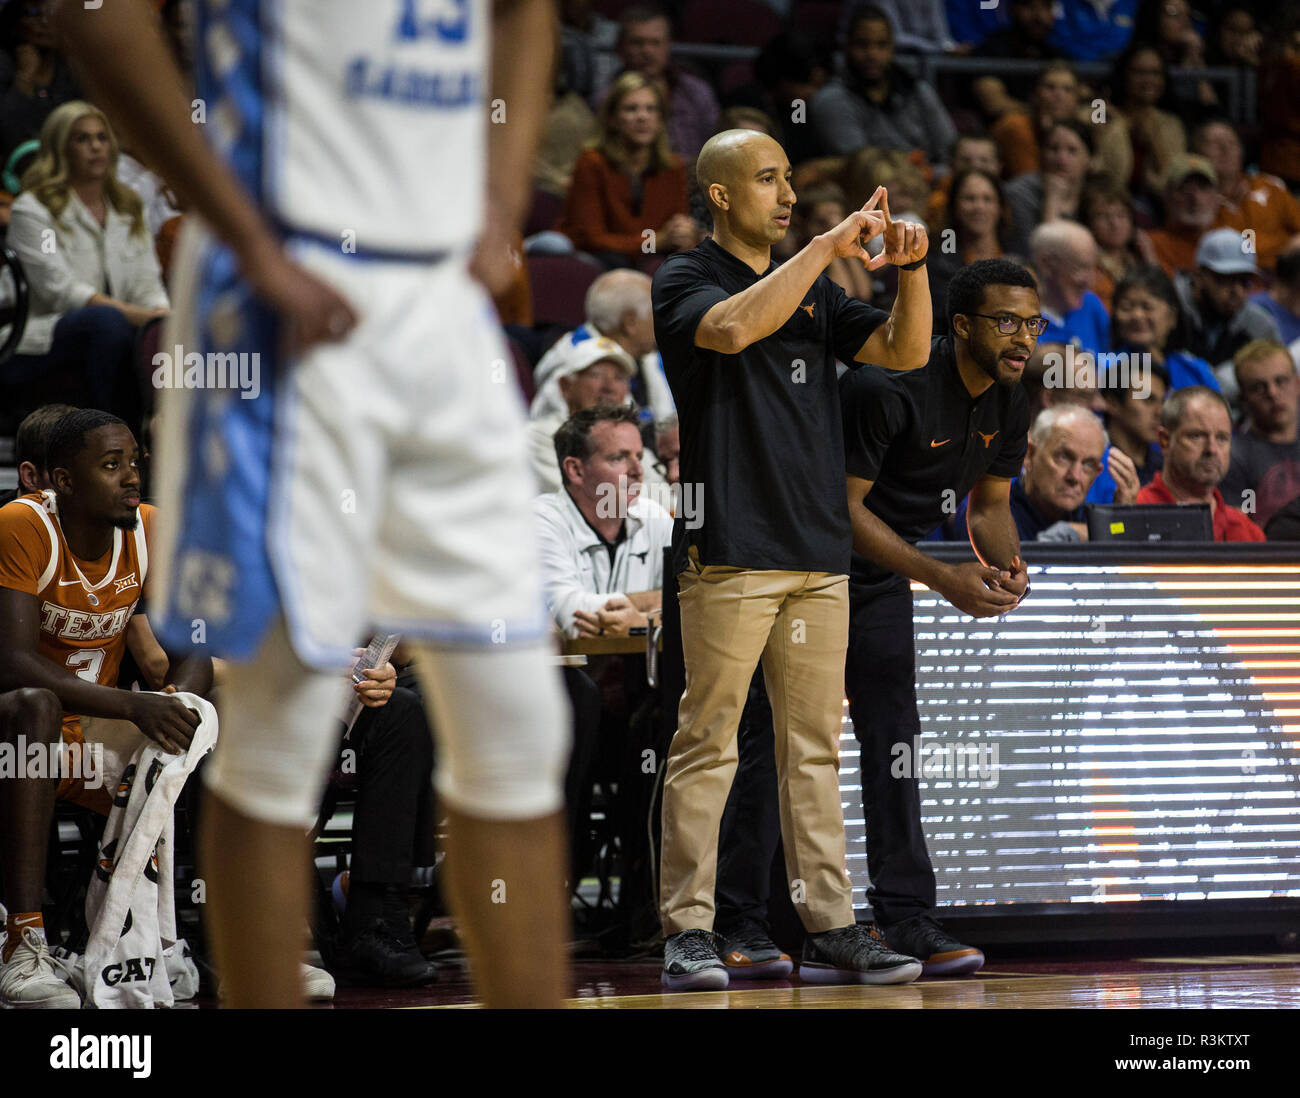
[653,237,887,574]
[841,335,1029,592]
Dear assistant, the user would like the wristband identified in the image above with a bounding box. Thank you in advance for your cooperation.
[897,256,927,271]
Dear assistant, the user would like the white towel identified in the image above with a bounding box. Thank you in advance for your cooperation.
[82,693,217,1009]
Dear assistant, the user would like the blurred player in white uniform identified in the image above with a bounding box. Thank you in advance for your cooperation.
[58,0,570,1007]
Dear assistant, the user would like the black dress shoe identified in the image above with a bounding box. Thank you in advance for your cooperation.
[334,920,439,987]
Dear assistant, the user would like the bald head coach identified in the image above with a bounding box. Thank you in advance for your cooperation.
[651,128,934,990]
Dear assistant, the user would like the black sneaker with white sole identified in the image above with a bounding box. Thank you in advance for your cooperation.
[799,923,923,985]
[883,913,984,976]
[662,929,729,991]
[716,917,793,980]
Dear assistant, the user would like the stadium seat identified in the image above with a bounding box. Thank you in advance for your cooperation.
[526,253,604,329]
[507,334,537,404]
[0,246,32,452]
[718,59,755,97]
[682,0,784,48]
[790,0,843,47]
[524,187,566,238]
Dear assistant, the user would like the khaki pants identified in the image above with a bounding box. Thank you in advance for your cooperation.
[659,552,855,934]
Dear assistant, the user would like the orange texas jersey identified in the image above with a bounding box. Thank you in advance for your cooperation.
[0,491,153,729]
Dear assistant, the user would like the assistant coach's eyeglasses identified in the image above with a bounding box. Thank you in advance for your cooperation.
[967,313,1049,336]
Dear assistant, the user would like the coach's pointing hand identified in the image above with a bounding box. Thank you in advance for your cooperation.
[939,561,1021,618]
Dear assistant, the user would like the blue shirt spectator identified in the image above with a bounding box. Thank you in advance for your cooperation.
[1048,0,1139,62]
[1250,291,1300,347]
[1044,291,1111,355]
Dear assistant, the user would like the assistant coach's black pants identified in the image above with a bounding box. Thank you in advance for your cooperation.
[716,574,936,928]
[844,575,935,924]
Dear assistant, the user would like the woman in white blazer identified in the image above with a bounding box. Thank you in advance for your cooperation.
[4,100,168,430]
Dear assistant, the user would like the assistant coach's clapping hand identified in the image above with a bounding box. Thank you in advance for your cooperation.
[865,188,928,272]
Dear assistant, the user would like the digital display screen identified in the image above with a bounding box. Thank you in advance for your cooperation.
[839,551,1300,912]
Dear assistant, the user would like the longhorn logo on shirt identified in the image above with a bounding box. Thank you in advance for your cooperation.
[798,302,815,319]
[978,430,999,448]
[115,763,137,807]
[96,837,119,883]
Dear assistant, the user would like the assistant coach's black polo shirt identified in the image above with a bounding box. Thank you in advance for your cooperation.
[841,335,1029,591]
[653,237,887,574]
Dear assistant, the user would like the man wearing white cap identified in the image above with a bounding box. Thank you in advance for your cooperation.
[526,336,643,492]
[1174,227,1282,401]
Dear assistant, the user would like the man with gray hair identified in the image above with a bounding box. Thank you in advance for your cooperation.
[533,268,675,426]
[1028,221,1109,358]
[988,404,1111,541]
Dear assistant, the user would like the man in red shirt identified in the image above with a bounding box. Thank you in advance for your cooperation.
[1136,385,1266,541]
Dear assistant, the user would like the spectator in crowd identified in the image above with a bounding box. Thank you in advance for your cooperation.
[926,135,1000,228]
[559,0,620,101]
[793,183,874,304]
[3,101,167,433]
[1194,120,1300,274]
[1219,340,1300,529]
[653,412,680,488]
[0,401,75,506]
[1250,237,1300,349]
[532,268,675,428]
[1175,228,1281,396]
[329,657,439,989]
[535,61,599,199]
[594,5,719,162]
[810,4,956,169]
[559,71,695,271]
[1019,340,1109,423]
[926,169,1010,333]
[1136,385,1266,540]
[1111,263,1219,391]
[535,403,674,641]
[956,404,1115,542]
[1048,0,1139,62]
[946,0,1006,51]
[1264,493,1300,540]
[1205,4,1261,71]
[1130,0,1217,111]
[987,62,1132,189]
[1107,44,1187,200]
[1084,181,1158,310]
[971,0,1064,105]
[1259,11,1300,189]
[1146,154,1220,276]
[870,0,957,54]
[1030,221,1109,355]
[725,30,830,170]
[527,336,638,493]
[0,0,81,164]
[1086,358,1169,505]
[1003,119,1095,255]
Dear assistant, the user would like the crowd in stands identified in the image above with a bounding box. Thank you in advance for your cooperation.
[5,0,1300,1005]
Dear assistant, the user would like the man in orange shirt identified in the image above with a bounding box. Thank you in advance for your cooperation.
[1147,155,1220,277]
[0,409,210,1008]
[1196,120,1300,273]
[1136,386,1266,541]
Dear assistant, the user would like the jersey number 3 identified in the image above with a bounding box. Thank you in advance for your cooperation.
[67,648,106,685]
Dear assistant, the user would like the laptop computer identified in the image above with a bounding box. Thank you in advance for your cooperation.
[1086,503,1214,542]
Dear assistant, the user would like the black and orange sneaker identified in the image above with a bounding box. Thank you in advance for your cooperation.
[883,913,984,976]
[716,917,793,980]
[799,922,922,985]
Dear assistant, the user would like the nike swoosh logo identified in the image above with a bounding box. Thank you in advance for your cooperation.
[930,439,951,448]
[57,579,85,586]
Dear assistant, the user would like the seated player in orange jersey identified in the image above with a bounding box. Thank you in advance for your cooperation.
[0,409,212,1008]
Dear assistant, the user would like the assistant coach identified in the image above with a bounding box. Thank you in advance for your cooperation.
[651,127,933,990]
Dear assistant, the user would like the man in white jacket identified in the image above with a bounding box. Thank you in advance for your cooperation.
[534,403,674,639]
